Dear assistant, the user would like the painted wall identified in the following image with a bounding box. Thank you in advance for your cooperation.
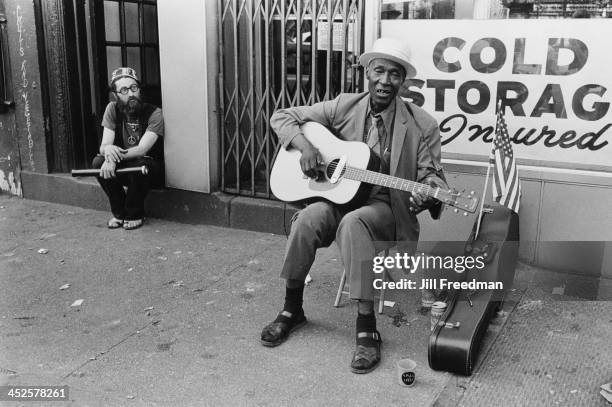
[365,11,612,279]
[6,0,45,173]
[0,0,46,194]
[0,109,19,195]
[157,0,219,193]
[418,163,612,278]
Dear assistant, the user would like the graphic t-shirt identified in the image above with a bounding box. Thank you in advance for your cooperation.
[101,102,164,150]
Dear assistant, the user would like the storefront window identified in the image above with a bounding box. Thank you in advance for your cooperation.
[381,0,612,19]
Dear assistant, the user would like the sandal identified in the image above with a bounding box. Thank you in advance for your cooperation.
[107,217,124,229]
[123,219,144,230]
[350,330,382,374]
[260,309,307,347]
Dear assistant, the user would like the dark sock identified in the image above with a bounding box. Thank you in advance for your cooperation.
[356,312,376,331]
[356,312,378,347]
[273,285,304,323]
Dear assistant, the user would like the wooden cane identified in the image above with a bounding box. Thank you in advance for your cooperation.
[71,166,148,177]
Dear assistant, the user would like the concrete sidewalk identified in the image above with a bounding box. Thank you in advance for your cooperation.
[1,196,610,406]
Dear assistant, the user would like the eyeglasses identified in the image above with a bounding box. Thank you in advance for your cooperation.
[116,84,140,95]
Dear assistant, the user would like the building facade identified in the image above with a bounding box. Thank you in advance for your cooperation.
[0,0,610,297]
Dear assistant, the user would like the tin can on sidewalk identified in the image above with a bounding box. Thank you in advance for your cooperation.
[421,288,436,309]
[430,301,447,331]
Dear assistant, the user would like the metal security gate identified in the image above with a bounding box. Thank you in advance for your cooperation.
[218,0,365,198]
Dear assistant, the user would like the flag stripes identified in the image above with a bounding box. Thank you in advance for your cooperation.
[490,104,521,213]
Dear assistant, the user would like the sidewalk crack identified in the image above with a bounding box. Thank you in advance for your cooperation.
[61,320,154,380]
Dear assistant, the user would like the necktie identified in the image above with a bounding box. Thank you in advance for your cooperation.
[366,114,382,156]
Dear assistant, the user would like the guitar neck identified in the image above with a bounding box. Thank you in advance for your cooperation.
[343,166,439,198]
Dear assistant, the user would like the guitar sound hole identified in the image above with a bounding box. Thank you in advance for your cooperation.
[326,159,345,179]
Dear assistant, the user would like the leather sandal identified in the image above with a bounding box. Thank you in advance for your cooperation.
[260,309,307,347]
[350,331,382,374]
[107,217,124,229]
[123,219,144,230]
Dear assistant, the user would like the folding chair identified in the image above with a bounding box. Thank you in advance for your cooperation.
[333,248,392,314]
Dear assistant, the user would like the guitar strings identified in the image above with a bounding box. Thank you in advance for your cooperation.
[323,161,435,196]
[321,162,474,210]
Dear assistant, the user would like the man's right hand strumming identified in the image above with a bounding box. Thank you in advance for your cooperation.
[291,134,323,179]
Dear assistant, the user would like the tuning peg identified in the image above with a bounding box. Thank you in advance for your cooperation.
[454,208,458,213]
[463,212,468,216]
[470,191,475,195]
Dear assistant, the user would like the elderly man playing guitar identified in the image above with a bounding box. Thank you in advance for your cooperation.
[261,37,449,374]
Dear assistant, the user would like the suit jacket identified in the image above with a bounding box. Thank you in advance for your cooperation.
[270,92,448,246]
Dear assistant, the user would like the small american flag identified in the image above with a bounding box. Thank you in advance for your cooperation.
[490,104,521,213]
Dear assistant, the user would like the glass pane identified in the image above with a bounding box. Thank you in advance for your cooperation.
[144,47,160,85]
[104,1,120,41]
[126,47,141,80]
[144,5,158,43]
[125,2,140,43]
[106,46,122,82]
[379,0,610,19]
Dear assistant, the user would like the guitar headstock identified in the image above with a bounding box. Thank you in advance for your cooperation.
[438,189,480,215]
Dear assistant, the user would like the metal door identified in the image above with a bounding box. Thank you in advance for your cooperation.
[218,0,364,198]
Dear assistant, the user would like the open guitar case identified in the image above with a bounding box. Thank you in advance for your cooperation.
[427,202,519,376]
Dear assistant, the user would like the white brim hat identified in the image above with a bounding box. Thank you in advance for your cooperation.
[359,37,417,78]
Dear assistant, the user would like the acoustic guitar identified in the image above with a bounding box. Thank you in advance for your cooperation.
[270,122,479,214]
